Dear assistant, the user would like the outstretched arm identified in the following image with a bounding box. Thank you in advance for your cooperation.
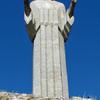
[24,0,37,42]
[62,0,77,41]
[68,0,77,18]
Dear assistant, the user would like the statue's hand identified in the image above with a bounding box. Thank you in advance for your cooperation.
[24,0,31,16]
[24,0,29,6]
[67,11,74,26]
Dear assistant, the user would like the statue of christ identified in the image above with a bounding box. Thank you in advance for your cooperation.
[24,0,76,100]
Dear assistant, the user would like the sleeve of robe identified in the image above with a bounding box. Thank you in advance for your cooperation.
[61,6,75,41]
[24,11,37,42]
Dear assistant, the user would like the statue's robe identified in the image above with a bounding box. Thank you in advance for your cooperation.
[24,0,72,100]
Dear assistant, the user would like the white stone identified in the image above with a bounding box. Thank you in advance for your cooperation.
[28,0,70,99]
[52,25,62,98]
[0,92,96,100]
[46,25,54,97]
[33,29,41,97]
[59,32,69,100]
[40,25,47,97]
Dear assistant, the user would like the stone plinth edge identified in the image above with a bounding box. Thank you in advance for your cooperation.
[0,92,67,100]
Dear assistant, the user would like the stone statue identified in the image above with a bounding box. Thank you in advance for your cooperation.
[24,0,76,100]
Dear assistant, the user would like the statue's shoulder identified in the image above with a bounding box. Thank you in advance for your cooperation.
[30,1,43,9]
[52,1,65,9]
[30,1,53,9]
[30,1,65,10]
[30,1,38,8]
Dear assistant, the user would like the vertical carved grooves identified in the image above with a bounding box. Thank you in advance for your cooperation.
[39,9,42,97]
[47,24,55,97]
[39,29,42,97]
[45,9,48,97]
[40,24,48,97]
[59,32,63,98]
[33,7,42,97]
[60,32,69,99]
[52,24,55,97]
[45,24,48,97]
[50,9,55,97]
[45,24,48,96]
[40,26,42,97]
[45,10,48,97]
[40,9,43,97]
[63,43,69,99]
[51,24,55,97]
[53,7,63,97]
[33,5,68,98]
[33,29,41,96]
[52,24,62,98]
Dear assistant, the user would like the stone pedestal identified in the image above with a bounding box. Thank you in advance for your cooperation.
[0,92,67,100]
[0,92,96,100]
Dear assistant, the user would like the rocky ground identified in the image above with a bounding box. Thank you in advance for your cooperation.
[0,92,62,100]
[0,92,95,100]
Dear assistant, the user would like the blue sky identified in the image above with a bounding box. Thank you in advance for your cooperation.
[0,0,100,99]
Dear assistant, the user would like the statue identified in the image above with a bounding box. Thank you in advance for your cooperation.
[24,0,77,100]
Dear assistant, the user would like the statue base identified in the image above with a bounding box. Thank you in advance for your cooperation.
[0,92,95,100]
[0,92,66,100]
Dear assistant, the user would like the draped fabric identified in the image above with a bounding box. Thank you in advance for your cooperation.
[25,1,70,100]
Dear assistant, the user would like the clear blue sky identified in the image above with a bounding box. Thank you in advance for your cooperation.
[0,0,99,99]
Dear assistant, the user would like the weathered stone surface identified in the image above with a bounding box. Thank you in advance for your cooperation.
[33,29,41,97]
[31,1,69,99]
[24,0,75,100]
[0,92,65,100]
[0,92,95,100]
[40,25,47,97]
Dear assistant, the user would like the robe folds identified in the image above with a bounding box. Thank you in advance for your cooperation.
[24,1,72,100]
